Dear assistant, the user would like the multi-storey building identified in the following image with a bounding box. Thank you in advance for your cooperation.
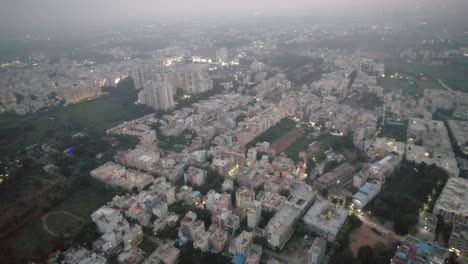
[433,177,468,224]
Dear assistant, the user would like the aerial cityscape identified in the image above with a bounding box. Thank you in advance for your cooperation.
[1,0,468,263]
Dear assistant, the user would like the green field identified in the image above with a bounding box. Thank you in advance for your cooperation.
[0,184,116,262]
[44,212,83,235]
[246,118,297,148]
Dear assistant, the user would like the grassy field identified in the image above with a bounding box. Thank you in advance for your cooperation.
[52,184,117,220]
[246,118,297,148]
[43,212,83,235]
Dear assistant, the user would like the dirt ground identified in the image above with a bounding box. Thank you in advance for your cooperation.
[271,127,303,153]
[349,224,389,257]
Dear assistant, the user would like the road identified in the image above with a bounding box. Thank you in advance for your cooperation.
[437,79,453,92]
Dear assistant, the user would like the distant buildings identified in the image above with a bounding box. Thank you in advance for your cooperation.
[303,197,348,242]
[168,64,213,94]
[216,48,229,62]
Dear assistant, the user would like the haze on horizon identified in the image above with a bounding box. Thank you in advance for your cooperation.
[1,0,468,33]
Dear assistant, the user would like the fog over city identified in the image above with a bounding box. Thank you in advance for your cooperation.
[1,0,468,32]
[1,0,468,263]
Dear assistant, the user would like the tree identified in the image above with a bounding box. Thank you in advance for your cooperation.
[348,214,363,229]
[358,245,377,264]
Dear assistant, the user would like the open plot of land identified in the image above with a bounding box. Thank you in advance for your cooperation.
[0,184,116,262]
[52,185,117,219]
[42,211,83,237]
[271,127,303,153]
[350,224,389,257]
[246,118,297,148]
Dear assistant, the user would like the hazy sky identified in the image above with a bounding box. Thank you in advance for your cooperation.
[1,0,467,32]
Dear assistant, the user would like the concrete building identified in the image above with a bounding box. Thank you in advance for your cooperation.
[90,162,154,192]
[212,210,240,235]
[247,200,262,229]
[184,166,207,186]
[303,197,348,242]
[143,244,180,264]
[179,211,206,241]
[391,236,447,264]
[433,177,468,224]
[236,188,255,209]
[308,238,327,264]
[138,80,175,111]
[264,204,301,249]
[313,163,356,191]
[123,224,144,248]
[168,64,213,94]
[235,231,253,256]
[449,221,468,256]
[216,48,229,62]
[352,180,382,210]
[117,247,145,264]
[205,190,232,214]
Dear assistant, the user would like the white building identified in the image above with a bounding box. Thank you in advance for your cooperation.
[433,177,468,224]
[247,200,262,229]
[184,166,207,186]
[303,197,348,242]
[235,231,253,256]
[264,204,301,249]
[308,238,326,264]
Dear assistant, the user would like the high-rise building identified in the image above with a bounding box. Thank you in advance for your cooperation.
[247,200,262,229]
[168,64,213,94]
[216,48,229,62]
[138,80,175,111]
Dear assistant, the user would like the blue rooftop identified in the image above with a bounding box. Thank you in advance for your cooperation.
[178,236,189,246]
[353,191,368,202]
[359,183,371,194]
[416,242,433,254]
[231,254,246,264]
[191,191,201,199]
